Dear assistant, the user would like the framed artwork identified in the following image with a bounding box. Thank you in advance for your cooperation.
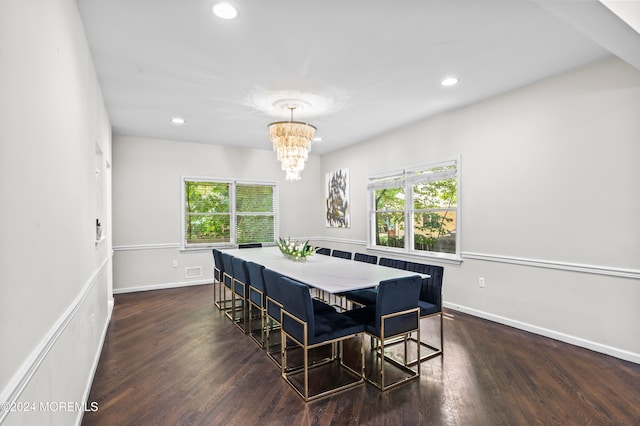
[325,168,350,228]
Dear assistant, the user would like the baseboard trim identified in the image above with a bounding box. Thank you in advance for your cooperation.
[0,258,110,425]
[76,299,113,425]
[444,301,640,364]
[113,279,212,294]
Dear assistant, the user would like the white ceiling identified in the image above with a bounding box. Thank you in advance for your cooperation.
[77,0,640,156]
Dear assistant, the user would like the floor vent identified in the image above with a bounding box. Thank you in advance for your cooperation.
[185,266,202,279]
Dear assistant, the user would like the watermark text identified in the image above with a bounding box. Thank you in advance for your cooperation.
[1,401,98,413]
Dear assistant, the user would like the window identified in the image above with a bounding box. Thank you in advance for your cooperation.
[368,158,459,259]
[183,178,278,248]
[235,183,276,244]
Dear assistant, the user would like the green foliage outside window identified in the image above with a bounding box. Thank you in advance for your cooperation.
[371,163,458,255]
[185,180,276,246]
[412,171,457,253]
[185,181,231,244]
[374,187,405,248]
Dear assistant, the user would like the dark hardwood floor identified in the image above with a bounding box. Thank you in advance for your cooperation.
[83,284,640,425]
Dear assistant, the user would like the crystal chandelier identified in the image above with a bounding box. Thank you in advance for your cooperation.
[268,100,316,181]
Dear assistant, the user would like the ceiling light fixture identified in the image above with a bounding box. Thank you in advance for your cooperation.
[212,3,237,20]
[441,77,459,87]
[268,99,316,181]
[171,117,186,125]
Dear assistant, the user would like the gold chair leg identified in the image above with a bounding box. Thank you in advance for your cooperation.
[406,312,443,366]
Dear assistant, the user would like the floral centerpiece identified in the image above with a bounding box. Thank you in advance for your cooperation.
[277,237,315,261]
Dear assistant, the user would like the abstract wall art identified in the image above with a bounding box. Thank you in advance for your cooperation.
[325,168,350,228]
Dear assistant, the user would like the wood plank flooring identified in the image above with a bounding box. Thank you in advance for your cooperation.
[82,284,640,425]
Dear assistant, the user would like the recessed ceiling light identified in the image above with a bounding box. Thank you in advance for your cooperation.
[441,77,459,87]
[313,137,323,142]
[212,3,237,20]
[171,117,186,125]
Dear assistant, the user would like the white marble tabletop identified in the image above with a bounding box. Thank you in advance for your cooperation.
[222,246,427,294]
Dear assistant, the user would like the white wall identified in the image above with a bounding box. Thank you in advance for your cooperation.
[319,57,640,363]
[112,136,323,292]
[0,0,113,424]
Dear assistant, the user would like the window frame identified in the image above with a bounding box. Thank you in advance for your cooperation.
[367,157,461,261]
[181,176,279,249]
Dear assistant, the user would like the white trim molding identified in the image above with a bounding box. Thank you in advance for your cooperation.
[0,258,111,424]
[113,243,181,252]
[462,252,640,280]
[310,236,367,246]
[76,300,113,425]
[444,302,640,364]
[113,279,212,295]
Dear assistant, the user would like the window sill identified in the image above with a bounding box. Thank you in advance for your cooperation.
[180,244,235,253]
[367,246,462,265]
[180,242,277,253]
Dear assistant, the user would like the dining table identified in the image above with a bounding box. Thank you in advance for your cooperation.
[222,246,428,294]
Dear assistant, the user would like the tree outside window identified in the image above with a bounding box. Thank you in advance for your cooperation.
[374,187,405,248]
[412,167,457,254]
[368,160,459,258]
[184,179,277,247]
[185,181,231,244]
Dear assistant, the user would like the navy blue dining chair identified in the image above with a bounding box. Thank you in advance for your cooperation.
[262,268,287,367]
[239,243,262,248]
[378,257,407,270]
[340,287,377,309]
[212,249,225,310]
[344,261,445,365]
[220,252,235,318]
[346,275,422,390]
[279,276,365,401]
[354,253,378,264]
[263,268,337,368]
[404,262,445,363]
[246,261,267,348]
[315,247,331,256]
[231,257,251,333]
[331,249,352,260]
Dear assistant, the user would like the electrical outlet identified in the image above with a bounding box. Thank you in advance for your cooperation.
[91,313,96,329]
[478,277,485,288]
[172,260,178,268]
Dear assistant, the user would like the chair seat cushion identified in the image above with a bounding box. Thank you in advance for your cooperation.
[309,311,364,345]
[312,298,336,314]
[268,299,334,322]
[346,305,418,338]
[419,300,440,317]
[340,289,377,306]
[344,306,376,331]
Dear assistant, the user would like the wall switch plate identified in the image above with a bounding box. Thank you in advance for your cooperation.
[172,260,178,268]
[479,277,485,288]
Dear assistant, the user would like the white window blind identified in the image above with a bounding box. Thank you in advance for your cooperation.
[183,178,278,248]
[235,183,277,245]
